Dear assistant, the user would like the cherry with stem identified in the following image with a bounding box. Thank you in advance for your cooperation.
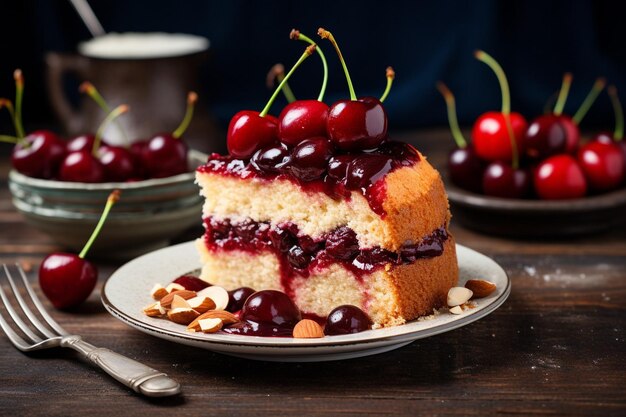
[39,190,121,309]
[80,81,129,144]
[379,67,395,103]
[227,45,316,158]
[140,92,198,178]
[277,29,331,146]
[436,82,484,193]
[319,27,388,150]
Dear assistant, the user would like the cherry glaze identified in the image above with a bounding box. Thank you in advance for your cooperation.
[198,140,420,217]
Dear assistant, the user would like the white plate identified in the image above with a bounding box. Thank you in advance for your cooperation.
[102,242,510,362]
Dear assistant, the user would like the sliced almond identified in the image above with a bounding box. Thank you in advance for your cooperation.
[447,287,473,307]
[160,290,197,309]
[150,284,168,300]
[465,279,497,299]
[187,296,216,314]
[198,318,223,333]
[165,283,185,293]
[170,294,191,310]
[187,310,239,331]
[449,305,463,315]
[293,319,324,338]
[167,308,200,325]
[197,286,229,311]
[143,302,163,317]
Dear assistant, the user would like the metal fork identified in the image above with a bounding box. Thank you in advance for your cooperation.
[0,264,181,397]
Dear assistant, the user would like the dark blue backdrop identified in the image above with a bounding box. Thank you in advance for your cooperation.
[2,0,625,131]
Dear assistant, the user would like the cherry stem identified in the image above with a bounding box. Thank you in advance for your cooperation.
[474,50,511,115]
[436,82,467,149]
[318,28,356,101]
[80,82,129,145]
[553,73,573,116]
[474,51,518,169]
[380,67,395,103]
[78,190,121,259]
[13,70,25,139]
[266,64,296,103]
[292,29,328,102]
[608,85,624,141]
[0,98,22,143]
[542,90,558,115]
[259,46,315,117]
[173,92,198,138]
[572,77,606,125]
[0,135,19,144]
[93,104,129,156]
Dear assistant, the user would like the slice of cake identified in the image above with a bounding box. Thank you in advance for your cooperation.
[195,141,458,328]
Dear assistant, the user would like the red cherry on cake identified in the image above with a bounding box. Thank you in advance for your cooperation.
[471,51,527,162]
[141,92,197,178]
[288,137,333,181]
[228,45,317,159]
[250,143,291,174]
[482,162,530,198]
[227,111,279,159]
[278,100,329,146]
[241,290,302,327]
[11,130,66,179]
[534,154,587,199]
[324,305,372,335]
[436,82,485,193]
[319,29,392,151]
[326,97,388,151]
[577,142,625,192]
[39,190,120,309]
[276,30,331,146]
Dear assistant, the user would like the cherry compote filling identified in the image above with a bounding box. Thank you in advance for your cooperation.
[197,140,420,217]
[203,216,448,299]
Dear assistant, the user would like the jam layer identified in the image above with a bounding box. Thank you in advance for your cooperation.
[203,217,448,283]
[197,140,420,216]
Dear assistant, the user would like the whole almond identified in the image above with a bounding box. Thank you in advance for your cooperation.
[187,310,239,332]
[293,319,324,339]
[160,290,197,309]
[465,279,497,299]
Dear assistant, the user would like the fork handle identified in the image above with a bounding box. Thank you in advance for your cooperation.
[63,336,181,397]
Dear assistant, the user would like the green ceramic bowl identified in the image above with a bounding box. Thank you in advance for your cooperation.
[8,150,208,260]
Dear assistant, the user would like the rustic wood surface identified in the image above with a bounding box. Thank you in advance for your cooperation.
[0,129,624,417]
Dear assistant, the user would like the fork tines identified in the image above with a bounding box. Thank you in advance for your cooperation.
[0,264,67,351]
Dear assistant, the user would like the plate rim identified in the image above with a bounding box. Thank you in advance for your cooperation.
[101,241,510,349]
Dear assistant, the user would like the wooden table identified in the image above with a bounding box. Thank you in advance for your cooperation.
[0,129,624,417]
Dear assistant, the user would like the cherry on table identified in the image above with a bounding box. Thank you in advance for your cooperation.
[324,305,372,335]
[534,154,587,199]
[39,190,120,309]
[241,290,302,327]
[482,161,530,199]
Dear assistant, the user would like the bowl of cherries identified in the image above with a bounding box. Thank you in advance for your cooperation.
[2,70,206,258]
[438,52,626,237]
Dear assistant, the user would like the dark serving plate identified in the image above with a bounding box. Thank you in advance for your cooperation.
[446,182,626,237]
